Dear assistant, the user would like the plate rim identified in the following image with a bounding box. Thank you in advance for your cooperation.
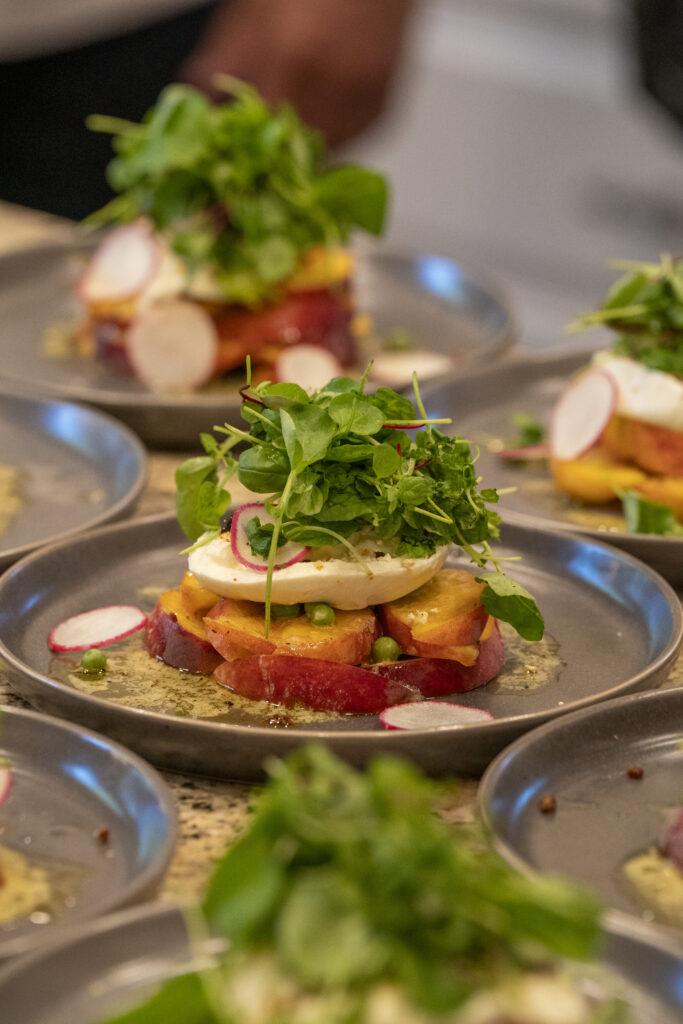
[0,703,177,958]
[0,384,148,565]
[0,899,680,1011]
[477,686,683,883]
[0,511,680,745]
[0,241,516,410]
[421,347,683,551]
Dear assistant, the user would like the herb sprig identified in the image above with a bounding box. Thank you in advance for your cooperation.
[619,490,683,536]
[86,79,388,306]
[176,369,544,641]
[568,255,683,376]
[103,746,617,1024]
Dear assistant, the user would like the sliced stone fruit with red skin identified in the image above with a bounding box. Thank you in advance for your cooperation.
[146,592,222,675]
[214,655,418,714]
[380,569,488,654]
[370,622,504,697]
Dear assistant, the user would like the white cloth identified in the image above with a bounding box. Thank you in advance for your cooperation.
[0,0,211,60]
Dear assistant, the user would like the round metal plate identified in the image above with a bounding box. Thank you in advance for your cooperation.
[0,706,175,960]
[0,387,146,569]
[0,903,678,1022]
[0,515,678,779]
[422,351,683,586]
[479,688,683,933]
[0,243,514,448]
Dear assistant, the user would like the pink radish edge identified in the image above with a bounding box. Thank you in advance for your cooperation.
[0,767,11,807]
[230,503,310,573]
[78,222,159,304]
[275,344,342,393]
[549,368,617,461]
[48,605,147,653]
[380,701,494,731]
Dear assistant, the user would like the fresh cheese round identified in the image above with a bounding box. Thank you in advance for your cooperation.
[591,351,683,433]
[188,539,448,608]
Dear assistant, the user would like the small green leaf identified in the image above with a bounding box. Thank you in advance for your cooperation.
[510,412,545,448]
[238,446,290,493]
[477,572,545,641]
[315,165,389,235]
[102,973,212,1024]
[372,443,401,478]
[619,490,683,536]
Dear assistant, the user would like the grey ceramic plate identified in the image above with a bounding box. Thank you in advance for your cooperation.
[0,705,175,960]
[422,351,683,586]
[0,903,679,1023]
[0,387,146,569]
[0,242,514,448]
[479,688,683,934]
[0,514,679,780]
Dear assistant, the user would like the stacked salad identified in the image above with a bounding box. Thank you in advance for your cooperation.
[102,746,629,1024]
[74,79,388,393]
[143,368,543,719]
[549,256,683,534]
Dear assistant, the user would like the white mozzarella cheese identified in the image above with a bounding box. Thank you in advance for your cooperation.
[188,539,448,608]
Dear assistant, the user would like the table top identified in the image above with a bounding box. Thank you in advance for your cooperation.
[0,203,679,906]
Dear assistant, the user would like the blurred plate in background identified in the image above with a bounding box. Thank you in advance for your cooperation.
[0,706,174,960]
[0,389,146,569]
[0,242,514,448]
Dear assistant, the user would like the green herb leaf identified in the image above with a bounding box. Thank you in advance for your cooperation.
[314,165,389,236]
[103,973,212,1024]
[245,516,286,558]
[619,490,683,536]
[175,456,222,541]
[238,446,290,493]
[372,443,401,478]
[510,412,545,448]
[477,572,545,640]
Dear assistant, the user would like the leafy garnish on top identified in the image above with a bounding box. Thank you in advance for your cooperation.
[568,255,683,376]
[102,746,612,1024]
[510,412,545,448]
[86,78,388,306]
[175,369,544,641]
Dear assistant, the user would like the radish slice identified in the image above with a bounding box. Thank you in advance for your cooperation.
[379,701,494,731]
[550,369,617,461]
[230,503,310,573]
[48,605,147,652]
[0,767,11,807]
[499,443,549,461]
[78,222,159,304]
[370,350,452,389]
[126,299,218,393]
[275,344,342,393]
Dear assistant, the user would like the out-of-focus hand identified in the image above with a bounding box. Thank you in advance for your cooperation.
[182,0,415,146]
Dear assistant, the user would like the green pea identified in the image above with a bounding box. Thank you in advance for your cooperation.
[81,649,107,673]
[271,603,302,620]
[306,603,336,627]
[372,636,401,662]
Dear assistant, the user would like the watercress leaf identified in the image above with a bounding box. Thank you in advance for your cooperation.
[396,476,434,506]
[246,516,285,558]
[480,488,499,503]
[477,572,545,641]
[260,382,310,408]
[372,443,401,479]
[238,446,290,493]
[196,480,231,532]
[620,490,683,536]
[103,973,213,1024]
[325,443,376,463]
[284,405,336,467]
[328,393,384,435]
[203,827,286,942]
[314,165,389,235]
[372,387,416,422]
[175,455,218,540]
[318,376,361,396]
[318,494,374,522]
[510,412,545,448]
[199,432,218,455]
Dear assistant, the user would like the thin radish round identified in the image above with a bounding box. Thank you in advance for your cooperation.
[126,299,218,393]
[0,767,11,807]
[48,605,147,652]
[230,503,310,573]
[550,369,617,461]
[380,701,494,731]
[78,222,159,304]
[275,344,342,393]
[370,350,452,389]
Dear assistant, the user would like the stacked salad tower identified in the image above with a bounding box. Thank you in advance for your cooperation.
[549,256,683,534]
[75,79,388,393]
[101,746,629,1024]
[144,368,544,718]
